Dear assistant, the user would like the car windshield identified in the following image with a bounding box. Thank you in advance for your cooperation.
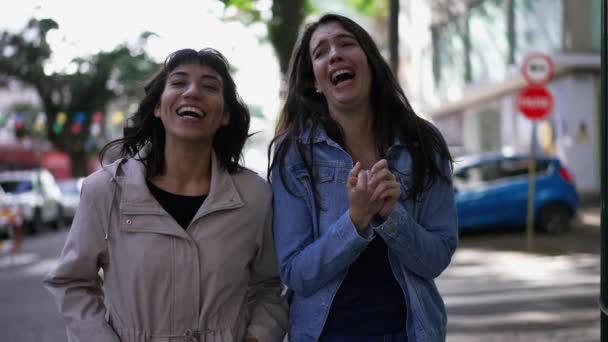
[0,180,33,194]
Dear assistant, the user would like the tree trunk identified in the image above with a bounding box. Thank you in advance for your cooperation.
[268,0,306,77]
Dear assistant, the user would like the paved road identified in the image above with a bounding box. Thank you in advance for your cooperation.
[438,209,601,342]
[438,247,599,341]
[0,230,67,342]
[0,208,602,342]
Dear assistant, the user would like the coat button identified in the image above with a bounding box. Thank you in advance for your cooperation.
[125,218,133,225]
[387,223,397,233]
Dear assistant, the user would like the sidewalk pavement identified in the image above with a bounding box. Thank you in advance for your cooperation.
[441,202,602,342]
[577,204,601,229]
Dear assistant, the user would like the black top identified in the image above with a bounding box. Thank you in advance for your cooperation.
[321,235,407,336]
[146,180,207,230]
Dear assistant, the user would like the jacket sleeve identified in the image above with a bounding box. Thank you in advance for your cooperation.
[43,179,120,342]
[246,194,289,342]
[374,158,459,279]
[271,163,372,298]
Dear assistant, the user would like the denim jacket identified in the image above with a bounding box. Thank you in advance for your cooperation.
[270,127,458,342]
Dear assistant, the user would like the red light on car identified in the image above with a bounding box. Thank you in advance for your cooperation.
[558,166,574,183]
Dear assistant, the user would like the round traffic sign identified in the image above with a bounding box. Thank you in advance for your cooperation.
[517,86,553,120]
[521,53,554,85]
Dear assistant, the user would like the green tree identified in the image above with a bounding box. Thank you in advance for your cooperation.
[0,18,160,176]
[220,0,308,77]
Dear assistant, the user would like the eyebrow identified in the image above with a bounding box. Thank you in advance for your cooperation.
[311,32,356,55]
[168,71,221,83]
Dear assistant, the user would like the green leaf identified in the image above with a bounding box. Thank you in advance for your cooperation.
[349,0,388,16]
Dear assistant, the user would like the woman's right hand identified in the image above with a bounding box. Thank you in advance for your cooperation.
[347,162,382,234]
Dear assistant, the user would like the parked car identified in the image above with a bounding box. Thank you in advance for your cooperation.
[0,169,64,234]
[57,177,84,222]
[453,153,579,233]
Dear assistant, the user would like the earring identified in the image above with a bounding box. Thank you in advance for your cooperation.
[315,88,322,94]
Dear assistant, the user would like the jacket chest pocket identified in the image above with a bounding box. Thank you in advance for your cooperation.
[292,166,336,211]
[103,215,181,304]
[114,212,182,275]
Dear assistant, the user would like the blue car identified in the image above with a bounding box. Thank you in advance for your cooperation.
[453,153,579,233]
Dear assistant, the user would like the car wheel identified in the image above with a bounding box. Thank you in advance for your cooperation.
[537,203,571,233]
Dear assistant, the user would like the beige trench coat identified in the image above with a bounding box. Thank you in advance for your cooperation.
[44,154,288,342]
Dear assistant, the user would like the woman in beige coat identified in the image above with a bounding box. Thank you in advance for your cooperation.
[44,48,288,342]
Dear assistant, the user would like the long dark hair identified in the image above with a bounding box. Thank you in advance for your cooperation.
[100,48,250,175]
[268,13,452,202]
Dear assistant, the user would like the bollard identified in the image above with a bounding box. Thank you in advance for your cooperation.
[10,222,21,255]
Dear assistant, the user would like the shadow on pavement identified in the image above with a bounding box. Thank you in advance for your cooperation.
[457,206,600,256]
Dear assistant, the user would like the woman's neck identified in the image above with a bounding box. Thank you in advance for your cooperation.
[150,140,213,196]
[329,106,378,169]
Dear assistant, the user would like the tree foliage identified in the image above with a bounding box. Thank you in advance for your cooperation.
[220,0,308,76]
[349,0,387,17]
[220,0,389,77]
[0,18,161,175]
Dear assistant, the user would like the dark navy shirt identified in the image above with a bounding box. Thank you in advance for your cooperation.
[321,235,407,336]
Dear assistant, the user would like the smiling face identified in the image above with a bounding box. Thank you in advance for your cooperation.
[309,21,372,113]
[154,62,229,145]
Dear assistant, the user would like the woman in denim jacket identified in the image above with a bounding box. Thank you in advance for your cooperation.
[268,14,458,342]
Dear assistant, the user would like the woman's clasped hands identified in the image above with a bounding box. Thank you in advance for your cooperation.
[347,159,401,234]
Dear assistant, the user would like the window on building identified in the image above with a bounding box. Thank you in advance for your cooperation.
[434,19,467,100]
[591,0,601,52]
[469,0,509,83]
[514,0,563,63]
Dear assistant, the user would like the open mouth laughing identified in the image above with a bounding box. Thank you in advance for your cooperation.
[176,106,206,119]
[330,69,355,86]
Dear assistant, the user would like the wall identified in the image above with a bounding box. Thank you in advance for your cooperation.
[562,0,595,52]
[552,72,599,194]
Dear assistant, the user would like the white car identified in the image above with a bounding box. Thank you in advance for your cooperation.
[0,169,63,234]
[57,177,84,222]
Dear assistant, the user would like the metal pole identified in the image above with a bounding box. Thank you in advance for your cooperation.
[526,121,536,252]
[600,0,607,339]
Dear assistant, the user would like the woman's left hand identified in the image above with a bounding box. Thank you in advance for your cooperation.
[368,159,401,220]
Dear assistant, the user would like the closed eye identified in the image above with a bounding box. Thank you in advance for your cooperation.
[202,83,220,91]
[313,47,328,60]
[340,37,358,47]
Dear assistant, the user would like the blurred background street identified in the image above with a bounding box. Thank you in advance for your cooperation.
[0,0,603,341]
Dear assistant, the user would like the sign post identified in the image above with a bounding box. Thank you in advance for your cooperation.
[518,53,554,252]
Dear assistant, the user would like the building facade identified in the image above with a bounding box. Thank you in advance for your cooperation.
[400,0,601,197]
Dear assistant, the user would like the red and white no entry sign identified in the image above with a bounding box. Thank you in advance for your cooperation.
[517,86,553,120]
[521,53,554,85]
